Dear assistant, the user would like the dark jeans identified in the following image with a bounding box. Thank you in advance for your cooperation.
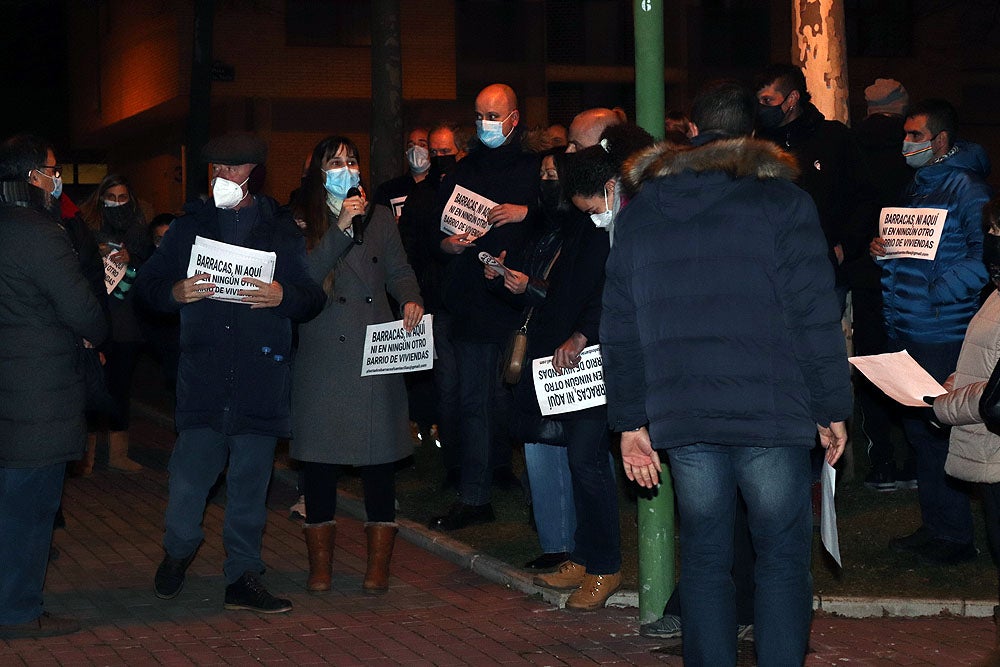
[980,482,1000,570]
[454,340,511,505]
[0,462,66,624]
[163,428,277,584]
[434,314,461,473]
[105,340,141,430]
[888,338,974,544]
[664,492,755,625]
[667,444,812,666]
[302,461,396,524]
[566,417,620,574]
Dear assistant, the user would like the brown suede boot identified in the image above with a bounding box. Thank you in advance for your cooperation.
[108,430,143,472]
[303,521,335,592]
[362,522,398,595]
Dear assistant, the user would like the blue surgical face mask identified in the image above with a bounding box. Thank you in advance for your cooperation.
[323,166,361,199]
[36,168,62,199]
[476,111,514,149]
[902,139,934,168]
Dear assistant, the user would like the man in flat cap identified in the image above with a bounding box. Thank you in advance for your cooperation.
[135,132,325,613]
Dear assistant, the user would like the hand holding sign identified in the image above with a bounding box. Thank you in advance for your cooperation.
[238,276,284,309]
[487,203,528,227]
[479,250,510,278]
[401,301,424,331]
[441,232,474,255]
[173,273,216,304]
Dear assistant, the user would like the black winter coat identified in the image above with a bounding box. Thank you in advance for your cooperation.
[0,204,108,466]
[134,196,325,437]
[601,137,853,448]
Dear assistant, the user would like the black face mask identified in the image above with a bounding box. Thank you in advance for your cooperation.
[756,103,786,130]
[430,155,457,178]
[983,234,1000,284]
[103,204,134,232]
[539,179,567,216]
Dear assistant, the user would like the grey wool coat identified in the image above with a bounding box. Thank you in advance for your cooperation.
[291,204,422,466]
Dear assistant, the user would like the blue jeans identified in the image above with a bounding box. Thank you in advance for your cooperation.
[0,463,66,624]
[667,444,812,666]
[524,442,576,553]
[163,428,277,584]
[566,417,620,574]
[888,338,973,544]
[454,341,511,505]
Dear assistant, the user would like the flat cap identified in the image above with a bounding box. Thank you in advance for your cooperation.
[202,132,268,165]
[865,78,909,117]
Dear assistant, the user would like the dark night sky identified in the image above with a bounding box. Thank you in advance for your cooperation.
[2,1,70,146]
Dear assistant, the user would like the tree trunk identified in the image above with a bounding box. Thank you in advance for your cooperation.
[370,0,402,195]
[791,0,850,125]
[186,0,214,201]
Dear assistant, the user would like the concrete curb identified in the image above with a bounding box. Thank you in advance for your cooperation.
[136,401,995,619]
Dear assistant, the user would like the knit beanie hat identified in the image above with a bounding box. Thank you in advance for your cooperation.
[865,79,909,117]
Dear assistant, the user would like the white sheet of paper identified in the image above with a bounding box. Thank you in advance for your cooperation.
[360,314,434,376]
[439,185,497,239]
[532,345,606,415]
[820,461,841,567]
[186,236,276,304]
[876,207,947,261]
[847,351,947,407]
[103,256,126,294]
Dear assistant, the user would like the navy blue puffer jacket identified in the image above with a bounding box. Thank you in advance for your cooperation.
[601,138,852,449]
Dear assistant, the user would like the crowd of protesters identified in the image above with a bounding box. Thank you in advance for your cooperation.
[2,63,997,667]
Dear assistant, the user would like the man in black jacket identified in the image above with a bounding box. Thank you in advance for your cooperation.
[0,135,108,639]
[428,84,540,530]
[135,133,325,614]
[602,81,851,665]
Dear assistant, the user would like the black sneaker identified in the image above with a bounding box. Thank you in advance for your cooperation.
[864,469,897,492]
[154,551,197,600]
[889,526,934,555]
[224,572,292,614]
[428,502,495,531]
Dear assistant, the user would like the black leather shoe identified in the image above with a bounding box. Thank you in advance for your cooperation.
[917,539,977,565]
[889,526,933,554]
[0,612,80,639]
[224,572,292,613]
[154,550,197,599]
[523,551,571,571]
[428,502,495,531]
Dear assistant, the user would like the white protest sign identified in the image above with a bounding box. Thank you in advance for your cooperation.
[185,236,277,304]
[389,195,407,222]
[440,184,497,239]
[848,350,947,407]
[361,314,434,376]
[532,345,606,416]
[103,256,126,294]
[877,207,948,261]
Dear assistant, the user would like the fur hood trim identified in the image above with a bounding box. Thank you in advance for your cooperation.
[623,136,799,193]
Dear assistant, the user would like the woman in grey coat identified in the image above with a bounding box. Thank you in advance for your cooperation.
[290,136,423,595]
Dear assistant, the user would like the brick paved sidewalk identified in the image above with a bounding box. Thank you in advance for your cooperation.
[1,415,995,666]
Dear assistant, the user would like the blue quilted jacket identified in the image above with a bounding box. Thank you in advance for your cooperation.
[881,141,992,344]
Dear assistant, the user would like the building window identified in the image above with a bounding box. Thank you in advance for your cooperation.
[285,0,371,48]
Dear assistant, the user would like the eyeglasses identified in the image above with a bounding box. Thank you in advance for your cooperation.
[36,164,62,178]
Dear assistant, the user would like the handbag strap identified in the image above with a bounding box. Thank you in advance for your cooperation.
[520,246,562,332]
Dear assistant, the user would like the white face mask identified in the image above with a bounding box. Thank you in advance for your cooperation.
[103,199,125,208]
[590,187,615,229]
[406,145,430,174]
[211,176,249,209]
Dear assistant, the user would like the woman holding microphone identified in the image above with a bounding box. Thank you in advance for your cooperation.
[290,136,423,594]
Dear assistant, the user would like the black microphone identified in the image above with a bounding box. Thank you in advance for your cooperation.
[346,186,365,245]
